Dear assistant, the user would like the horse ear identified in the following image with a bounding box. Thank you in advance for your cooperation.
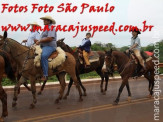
[61,38,65,42]
[3,31,7,39]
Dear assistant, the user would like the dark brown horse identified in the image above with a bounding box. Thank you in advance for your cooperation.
[57,39,110,98]
[104,49,155,105]
[0,48,16,121]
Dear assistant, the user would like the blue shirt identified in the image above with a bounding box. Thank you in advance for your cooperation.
[79,38,91,52]
[40,24,57,48]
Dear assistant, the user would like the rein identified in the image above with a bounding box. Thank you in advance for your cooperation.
[1,39,35,74]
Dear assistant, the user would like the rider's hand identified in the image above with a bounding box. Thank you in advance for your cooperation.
[36,41,40,45]
[126,49,129,53]
[22,40,27,43]
[34,39,39,43]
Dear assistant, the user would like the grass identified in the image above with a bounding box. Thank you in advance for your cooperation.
[2,69,163,86]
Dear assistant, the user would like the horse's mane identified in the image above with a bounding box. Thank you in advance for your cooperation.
[7,38,29,49]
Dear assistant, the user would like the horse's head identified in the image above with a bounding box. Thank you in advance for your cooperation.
[104,49,115,75]
[57,38,73,53]
[0,31,11,53]
[57,38,66,49]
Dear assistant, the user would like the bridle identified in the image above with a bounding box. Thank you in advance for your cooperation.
[0,38,35,74]
[105,54,115,74]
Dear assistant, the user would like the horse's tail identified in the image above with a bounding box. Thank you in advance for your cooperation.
[0,52,16,81]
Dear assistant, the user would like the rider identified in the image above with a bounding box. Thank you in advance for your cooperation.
[126,27,146,70]
[35,15,57,81]
[79,32,92,68]
[22,22,40,47]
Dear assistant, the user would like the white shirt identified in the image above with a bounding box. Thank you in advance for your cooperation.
[27,31,40,47]
[131,36,141,50]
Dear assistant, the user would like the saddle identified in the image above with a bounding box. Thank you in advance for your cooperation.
[48,51,58,59]
[78,51,99,64]
[34,46,66,69]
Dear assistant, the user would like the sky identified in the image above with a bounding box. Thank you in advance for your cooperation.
[0,0,163,48]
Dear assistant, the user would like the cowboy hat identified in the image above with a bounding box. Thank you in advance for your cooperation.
[29,22,40,26]
[131,27,141,34]
[40,15,56,24]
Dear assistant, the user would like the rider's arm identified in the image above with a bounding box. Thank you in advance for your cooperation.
[130,37,140,50]
[130,43,138,50]
[80,40,91,48]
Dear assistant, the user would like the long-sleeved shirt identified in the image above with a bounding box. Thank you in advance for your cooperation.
[27,31,40,47]
[79,38,91,52]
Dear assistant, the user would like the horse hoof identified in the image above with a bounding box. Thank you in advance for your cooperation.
[128,97,132,103]
[102,92,106,95]
[83,92,87,96]
[12,102,17,108]
[37,91,42,95]
[63,96,67,100]
[79,98,83,102]
[147,94,152,99]
[112,101,118,105]
[55,99,59,104]
[30,104,35,109]
[101,89,104,93]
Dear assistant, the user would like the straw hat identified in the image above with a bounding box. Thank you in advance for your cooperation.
[40,15,56,24]
[29,22,40,26]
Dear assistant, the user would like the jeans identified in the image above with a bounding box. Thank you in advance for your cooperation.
[41,46,55,76]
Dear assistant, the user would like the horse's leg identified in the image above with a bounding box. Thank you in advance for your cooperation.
[77,75,87,96]
[38,80,47,95]
[0,79,8,121]
[67,68,83,101]
[23,82,31,91]
[29,78,37,109]
[144,72,152,98]
[55,72,66,103]
[12,76,25,108]
[149,72,154,98]
[96,69,104,93]
[113,77,129,105]
[104,72,109,95]
[126,81,132,102]
[63,78,73,99]
[17,75,31,94]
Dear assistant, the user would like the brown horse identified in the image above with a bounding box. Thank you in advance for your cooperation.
[57,39,110,98]
[0,49,16,121]
[0,31,83,109]
[104,49,155,105]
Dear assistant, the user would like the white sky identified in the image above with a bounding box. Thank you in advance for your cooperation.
[0,0,163,47]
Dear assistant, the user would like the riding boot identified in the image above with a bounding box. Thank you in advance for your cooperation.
[40,76,48,81]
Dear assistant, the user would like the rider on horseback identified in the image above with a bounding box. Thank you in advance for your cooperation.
[126,27,146,71]
[35,15,57,81]
[79,32,92,68]
[22,22,40,47]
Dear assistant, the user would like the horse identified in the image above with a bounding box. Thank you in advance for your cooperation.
[0,49,16,121]
[0,31,83,109]
[104,49,155,105]
[0,35,31,94]
[57,39,110,98]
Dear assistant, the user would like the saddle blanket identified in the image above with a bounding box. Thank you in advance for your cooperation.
[33,45,66,69]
